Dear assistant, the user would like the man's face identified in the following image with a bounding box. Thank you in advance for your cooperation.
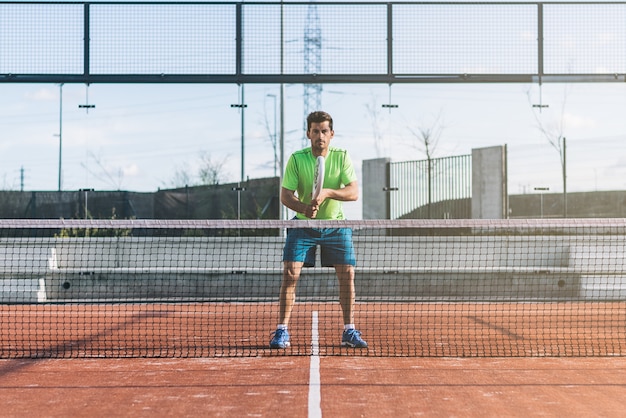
[307,121,334,154]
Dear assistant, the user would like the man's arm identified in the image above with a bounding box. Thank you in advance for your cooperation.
[319,180,358,203]
[281,187,318,219]
[309,180,358,215]
[281,181,358,219]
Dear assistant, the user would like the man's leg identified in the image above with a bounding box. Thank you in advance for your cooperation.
[336,264,368,348]
[270,261,303,349]
[279,261,303,326]
[335,264,355,325]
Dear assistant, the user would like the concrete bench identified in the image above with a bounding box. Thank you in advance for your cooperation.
[46,237,284,300]
[0,239,51,302]
[45,235,585,301]
[569,238,626,300]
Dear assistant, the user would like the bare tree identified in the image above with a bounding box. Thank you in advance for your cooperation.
[170,162,193,188]
[261,106,279,177]
[81,151,125,190]
[1,172,14,191]
[407,112,445,218]
[168,152,229,189]
[527,85,570,217]
[197,152,228,186]
[364,94,388,158]
[407,111,444,161]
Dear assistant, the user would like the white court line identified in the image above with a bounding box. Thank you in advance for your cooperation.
[308,311,322,418]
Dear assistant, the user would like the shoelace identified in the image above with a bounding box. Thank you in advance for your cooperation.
[344,329,362,341]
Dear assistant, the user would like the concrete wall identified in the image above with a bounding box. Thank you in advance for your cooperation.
[509,190,626,219]
[362,158,391,219]
[472,145,507,219]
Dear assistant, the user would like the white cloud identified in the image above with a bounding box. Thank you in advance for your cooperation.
[122,163,140,177]
[563,112,597,129]
[24,87,57,102]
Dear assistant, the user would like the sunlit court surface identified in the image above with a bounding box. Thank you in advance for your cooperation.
[1,307,626,416]
[1,305,626,417]
[1,350,626,417]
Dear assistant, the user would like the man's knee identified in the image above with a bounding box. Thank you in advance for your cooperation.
[283,262,302,285]
[334,264,354,274]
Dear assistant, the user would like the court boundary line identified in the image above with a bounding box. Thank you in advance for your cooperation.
[308,310,322,418]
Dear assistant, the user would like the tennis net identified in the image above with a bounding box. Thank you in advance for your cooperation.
[0,218,625,358]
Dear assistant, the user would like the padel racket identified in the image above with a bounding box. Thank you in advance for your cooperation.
[312,155,325,200]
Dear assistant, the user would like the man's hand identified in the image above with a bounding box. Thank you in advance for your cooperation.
[305,198,321,219]
[304,203,319,219]
[307,189,328,218]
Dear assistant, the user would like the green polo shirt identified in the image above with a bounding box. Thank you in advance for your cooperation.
[282,147,357,220]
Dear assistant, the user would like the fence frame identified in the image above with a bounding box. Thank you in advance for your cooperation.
[1,1,626,84]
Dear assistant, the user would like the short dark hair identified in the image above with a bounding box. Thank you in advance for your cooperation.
[306,111,333,132]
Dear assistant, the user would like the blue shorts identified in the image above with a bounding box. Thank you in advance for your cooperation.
[283,226,356,267]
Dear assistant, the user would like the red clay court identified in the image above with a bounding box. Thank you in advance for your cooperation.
[1,354,625,416]
[1,302,626,358]
[1,302,626,417]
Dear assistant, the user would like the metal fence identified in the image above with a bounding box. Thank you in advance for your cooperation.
[388,154,472,220]
[0,178,280,220]
[1,1,626,84]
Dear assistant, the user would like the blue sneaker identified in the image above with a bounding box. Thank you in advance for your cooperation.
[269,328,290,349]
[341,329,368,348]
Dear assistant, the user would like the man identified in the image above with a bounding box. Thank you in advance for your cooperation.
[269,111,367,349]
